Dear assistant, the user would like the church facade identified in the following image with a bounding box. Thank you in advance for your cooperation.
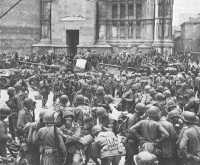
[0,0,174,57]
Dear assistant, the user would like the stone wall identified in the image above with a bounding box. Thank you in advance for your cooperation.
[51,0,97,46]
[0,0,40,56]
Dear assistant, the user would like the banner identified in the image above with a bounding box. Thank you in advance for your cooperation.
[74,59,87,71]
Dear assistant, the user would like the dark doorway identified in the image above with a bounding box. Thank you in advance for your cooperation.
[66,30,79,58]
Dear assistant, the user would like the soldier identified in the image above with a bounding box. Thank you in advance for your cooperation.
[91,125,125,165]
[35,111,66,165]
[17,98,34,139]
[120,84,136,113]
[0,106,11,157]
[60,111,82,165]
[40,80,50,108]
[130,106,169,155]
[92,86,106,107]
[6,87,22,138]
[56,95,70,112]
[177,111,200,165]
[53,78,62,104]
[75,82,92,101]
[125,103,147,165]
[159,117,177,165]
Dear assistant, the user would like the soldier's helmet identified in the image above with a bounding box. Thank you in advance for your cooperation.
[74,95,84,106]
[96,86,105,95]
[144,85,151,93]
[63,110,75,119]
[134,151,158,165]
[7,87,16,96]
[135,103,146,115]
[147,106,161,121]
[163,90,171,98]
[91,125,102,136]
[96,107,107,118]
[167,109,181,121]
[24,98,35,109]
[59,95,69,104]
[181,111,199,124]
[166,100,176,111]
[0,105,11,119]
[104,95,113,104]
[155,93,165,101]
[149,88,157,96]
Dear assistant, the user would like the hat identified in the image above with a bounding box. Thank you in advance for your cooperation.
[167,110,180,120]
[96,86,105,95]
[182,111,199,124]
[7,87,15,96]
[74,95,84,106]
[63,110,75,119]
[135,103,146,114]
[163,90,171,97]
[0,105,11,118]
[166,100,176,109]
[91,125,102,136]
[155,93,165,101]
[24,98,35,109]
[144,85,151,92]
[104,95,114,104]
[181,111,199,124]
[147,106,161,120]
[135,151,158,165]
[59,95,69,104]
[96,107,107,117]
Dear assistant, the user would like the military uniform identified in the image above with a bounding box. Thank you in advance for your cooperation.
[178,111,200,165]
[35,112,66,165]
[6,87,22,138]
[17,107,33,136]
[40,81,50,107]
[130,106,169,155]
[159,119,177,165]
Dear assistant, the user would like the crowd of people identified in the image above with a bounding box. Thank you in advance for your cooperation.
[1,50,200,165]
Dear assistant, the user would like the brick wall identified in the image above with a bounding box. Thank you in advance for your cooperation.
[0,0,40,56]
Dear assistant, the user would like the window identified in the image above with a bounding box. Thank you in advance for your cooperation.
[112,4,118,19]
[120,21,126,38]
[41,0,51,40]
[158,0,164,17]
[120,4,126,19]
[136,3,142,18]
[128,3,134,19]
[128,21,134,38]
[98,0,146,40]
[136,21,141,39]
[112,22,118,38]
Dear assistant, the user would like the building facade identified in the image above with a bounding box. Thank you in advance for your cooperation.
[0,0,40,55]
[181,19,200,52]
[0,0,174,57]
[174,15,200,54]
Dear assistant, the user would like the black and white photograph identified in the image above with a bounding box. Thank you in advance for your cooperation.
[0,0,200,165]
